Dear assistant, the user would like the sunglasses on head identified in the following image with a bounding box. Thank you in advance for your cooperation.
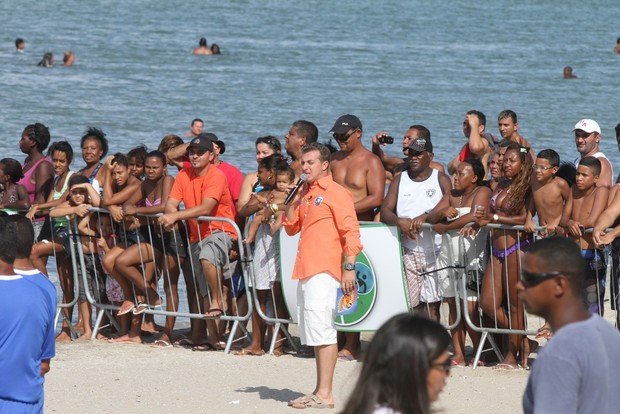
[520,270,563,288]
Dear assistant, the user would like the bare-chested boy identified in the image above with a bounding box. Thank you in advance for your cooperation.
[329,114,385,361]
[525,149,570,236]
[524,149,571,339]
[560,156,609,316]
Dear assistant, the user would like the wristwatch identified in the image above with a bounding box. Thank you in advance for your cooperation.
[493,214,499,222]
[344,263,355,271]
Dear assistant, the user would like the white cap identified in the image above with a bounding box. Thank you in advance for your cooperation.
[573,119,601,134]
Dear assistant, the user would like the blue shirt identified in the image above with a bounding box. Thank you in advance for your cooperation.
[0,275,54,404]
[15,268,57,360]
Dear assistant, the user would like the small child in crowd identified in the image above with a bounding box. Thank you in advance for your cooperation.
[50,174,103,340]
[0,158,30,214]
[525,149,571,236]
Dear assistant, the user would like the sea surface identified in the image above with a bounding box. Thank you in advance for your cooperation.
[1,0,620,325]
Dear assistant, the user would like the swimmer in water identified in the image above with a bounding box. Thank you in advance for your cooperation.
[193,37,212,55]
[211,43,221,54]
[563,66,577,79]
[63,51,75,66]
[15,38,25,53]
[37,52,53,68]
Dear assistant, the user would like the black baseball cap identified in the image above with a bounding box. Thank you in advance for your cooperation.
[329,114,363,134]
[408,137,433,153]
[212,139,226,154]
[188,133,215,152]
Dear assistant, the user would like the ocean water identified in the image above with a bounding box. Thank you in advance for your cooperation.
[2,0,620,326]
[1,0,620,171]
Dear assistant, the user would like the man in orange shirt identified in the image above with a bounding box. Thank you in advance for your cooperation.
[284,143,362,410]
[158,133,236,347]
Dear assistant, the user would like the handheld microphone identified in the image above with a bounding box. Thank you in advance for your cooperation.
[284,173,308,205]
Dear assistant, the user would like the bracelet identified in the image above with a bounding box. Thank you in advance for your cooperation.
[270,203,279,214]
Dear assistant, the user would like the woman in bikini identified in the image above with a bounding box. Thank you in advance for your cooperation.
[100,154,143,325]
[111,151,185,345]
[475,142,535,369]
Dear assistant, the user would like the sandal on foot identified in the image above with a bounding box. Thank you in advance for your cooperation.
[203,308,223,318]
[117,301,135,316]
[173,338,196,348]
[133,303,149,315]
[290,394,335,409]
[337,353,356,362]
[234,348,265,356]
[192,342,216,352]
[151,340,172,348]
[493,363,521,370]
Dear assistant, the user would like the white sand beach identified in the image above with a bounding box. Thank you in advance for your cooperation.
[45,335,530,414]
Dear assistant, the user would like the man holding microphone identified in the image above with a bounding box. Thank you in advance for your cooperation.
[284,142,362,410]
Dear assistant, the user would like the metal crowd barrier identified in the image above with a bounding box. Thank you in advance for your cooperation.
[65,208,252,354]
[243,223,297,356]
[33,206,618,360]
[420,223,615,368]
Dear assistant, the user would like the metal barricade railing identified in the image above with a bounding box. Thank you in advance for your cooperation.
[29,209,81,340]
[243,221,297,356]
[67,208,252,354]
[43,205,617,360]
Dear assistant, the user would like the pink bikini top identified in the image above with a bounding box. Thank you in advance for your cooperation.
[144,198,161,208]
[18,157,51,203]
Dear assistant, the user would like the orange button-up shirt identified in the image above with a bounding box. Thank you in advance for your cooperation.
[283,174,362,281]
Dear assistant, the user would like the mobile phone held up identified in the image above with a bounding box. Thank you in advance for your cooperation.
[378,135,394,144]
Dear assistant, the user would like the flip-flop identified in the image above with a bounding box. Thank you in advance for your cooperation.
[337,353,356,362]
[234,348,265,356]
[192,342,216,352]
[117,302,135,316]
[133,303,149,315]
[290,394,335,409]
[151,339,172,348]
[493,363,521,370]
[203,308,224,318]
[173,338,196,348]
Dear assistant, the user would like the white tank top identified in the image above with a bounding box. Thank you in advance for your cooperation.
[397,169,443,251]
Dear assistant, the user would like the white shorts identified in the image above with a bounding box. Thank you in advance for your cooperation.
[296,272,340,346]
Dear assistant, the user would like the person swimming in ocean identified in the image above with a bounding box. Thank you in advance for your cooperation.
[37,52,53,68]
[193,37,212,55]
[15,38,25,53]
[563,66,577,79]
[63,51,75,66]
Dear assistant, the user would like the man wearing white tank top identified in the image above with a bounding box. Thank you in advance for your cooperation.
[573,119,613,188]
[381,136,451,321]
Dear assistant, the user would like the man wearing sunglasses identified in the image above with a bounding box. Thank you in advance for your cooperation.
[328,114,385,362]
[380,137,451,321]
[520,236,620,414]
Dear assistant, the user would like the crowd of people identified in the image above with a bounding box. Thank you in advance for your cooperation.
[4,109,620,409]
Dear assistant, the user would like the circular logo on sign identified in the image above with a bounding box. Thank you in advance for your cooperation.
[335,249,377,327]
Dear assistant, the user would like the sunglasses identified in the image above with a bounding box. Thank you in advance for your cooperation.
[520,270,563,288]
[432,358,452,374]
[333,129,357,142]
